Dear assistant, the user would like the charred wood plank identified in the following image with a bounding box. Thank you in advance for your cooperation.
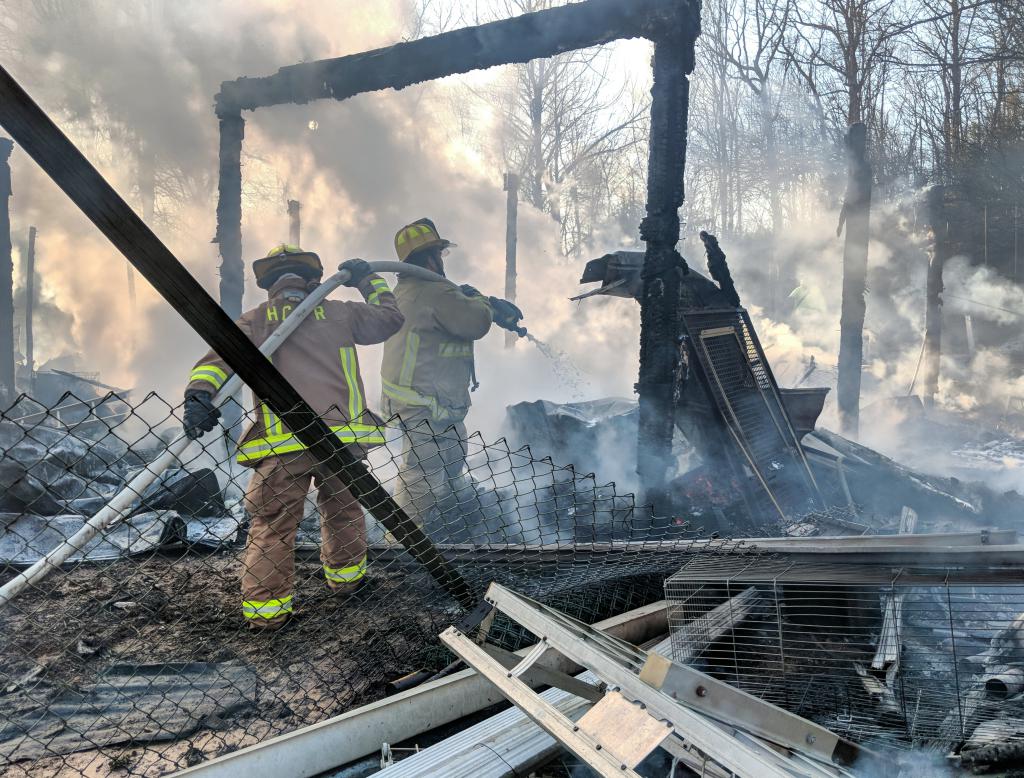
[216,0,699,113]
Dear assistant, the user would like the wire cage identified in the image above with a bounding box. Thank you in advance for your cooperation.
[665,554,1024,762]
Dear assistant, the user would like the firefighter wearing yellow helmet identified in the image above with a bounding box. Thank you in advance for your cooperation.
[381,218,521,526]
[184,244,404,630]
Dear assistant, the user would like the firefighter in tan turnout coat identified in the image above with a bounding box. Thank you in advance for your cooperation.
[381,218,523,525]
[183,245,404,630]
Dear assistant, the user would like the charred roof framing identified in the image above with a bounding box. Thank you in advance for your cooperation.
[214,0,702,511]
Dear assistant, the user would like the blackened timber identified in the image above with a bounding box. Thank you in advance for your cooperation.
[836,122,872,437]
[636,29,696,513]
[0,138,13,404]
[0,64,475,610]
[216,0,698,113]
[215,111,244,320]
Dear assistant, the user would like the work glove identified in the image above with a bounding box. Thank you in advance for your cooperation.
[339,258,373,288]
[459,283,482,298]
[488,296,526,336]
[183,389,222,440]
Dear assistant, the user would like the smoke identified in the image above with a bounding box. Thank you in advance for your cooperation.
[1,0,650,447]
[5,0,1021,492]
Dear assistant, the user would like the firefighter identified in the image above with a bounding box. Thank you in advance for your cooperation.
[182,245,404,631]
[381,218,523,526]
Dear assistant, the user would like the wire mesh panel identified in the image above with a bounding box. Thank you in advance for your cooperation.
[666,554,1024,761]
[0,390,708,776]
[682,308,821,522]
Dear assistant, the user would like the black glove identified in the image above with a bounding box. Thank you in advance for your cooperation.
[459,283,482,297]
[340,258,373,288]
[488,296,526,334]
[183,390,222,440]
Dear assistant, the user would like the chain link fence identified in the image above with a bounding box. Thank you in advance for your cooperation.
[0,389,715,777]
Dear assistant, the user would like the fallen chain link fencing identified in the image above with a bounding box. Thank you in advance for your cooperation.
[0,389,727,777]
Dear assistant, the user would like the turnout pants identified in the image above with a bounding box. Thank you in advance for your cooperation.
[241,452,367,623]
[393,411,469,525]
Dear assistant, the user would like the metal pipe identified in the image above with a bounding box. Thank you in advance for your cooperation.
[0,260,414,606]
[984,667,1024,700]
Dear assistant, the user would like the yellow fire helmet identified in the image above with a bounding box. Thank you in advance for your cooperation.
[252,244,324,290]
[394,218,457,262]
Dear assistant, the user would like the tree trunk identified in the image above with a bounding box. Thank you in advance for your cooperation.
[761,86,784,317]
[923,185,948,405]
[836,122,872,437]
[529,65,545,211]
[503,173,519,349]
[0,139,14,406]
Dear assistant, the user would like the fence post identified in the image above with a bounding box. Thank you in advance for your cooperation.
[288,199,301,246]
[0,138,14,405]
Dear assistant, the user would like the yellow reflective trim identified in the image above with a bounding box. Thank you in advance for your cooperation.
[324,555,367,583]
[189,371,223,390]
[339,346,364,420]
[399,331,420,386]
[242,595,293,619]
[236,424,386,463]
[367,291,382,306]
[381,380,456,422]
[314,306,326,321]
[266,306,279,322]
[195,365,227,382]
[438,342,472,358]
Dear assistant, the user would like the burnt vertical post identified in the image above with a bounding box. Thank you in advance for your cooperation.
[24,226,35,393]
[636,19,698,514]
[923,185,948,406]
[287,199,301,246]
[503,172,519,349]
[836,122,872,438]
[216,110,245,320]
[0,139,14,405]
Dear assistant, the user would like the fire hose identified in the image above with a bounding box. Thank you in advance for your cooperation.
[0,260,519,607]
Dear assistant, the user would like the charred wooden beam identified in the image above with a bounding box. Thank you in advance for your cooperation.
[0,64,475,610]
[215,110,244,320]
[215,0,695,113]
[636,22,698,513]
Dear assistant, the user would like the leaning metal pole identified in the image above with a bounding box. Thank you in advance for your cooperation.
[636,16,699,514]
[0,64,475,610]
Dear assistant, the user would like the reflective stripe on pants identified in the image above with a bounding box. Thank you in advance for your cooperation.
[323,554,367,583]
[242,453,367,617]
[242,596,294,620]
